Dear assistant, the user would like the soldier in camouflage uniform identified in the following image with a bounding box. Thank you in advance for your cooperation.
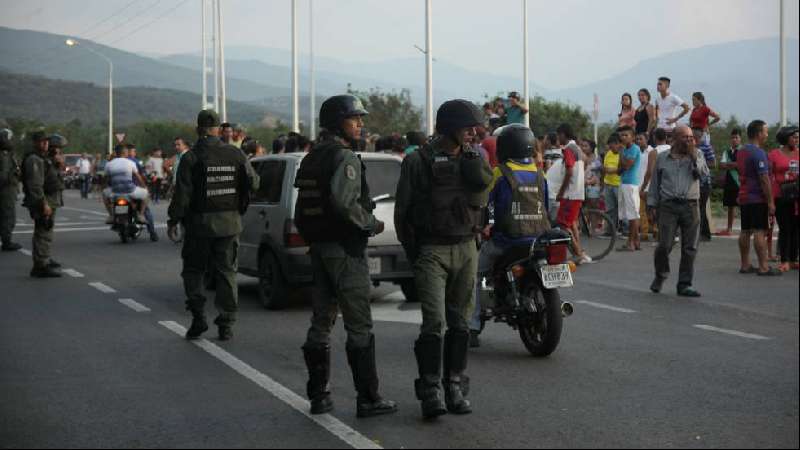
[0,128,22,252]
[294,95,398,419]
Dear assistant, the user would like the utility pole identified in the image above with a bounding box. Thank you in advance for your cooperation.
[291,0,300,133]
[217,0,227,122]
[522,0,530,126]
[425,0,434,136]
[780,0,787,126]
[309,0,316,140]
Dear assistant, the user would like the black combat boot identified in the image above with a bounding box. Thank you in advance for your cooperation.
[345,335,398,418]
[30,266,62,278]
[443,329,472,415]
[303,344,334,415]
[47,259,62,269]
[1,241,22,252]
[185,312,209,340]
[414,335,447,419]
[214,317,233,341]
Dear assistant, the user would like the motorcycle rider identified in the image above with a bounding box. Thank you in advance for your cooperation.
[103,144,155,239]
[468,124,552,348]
[395,99,493,419]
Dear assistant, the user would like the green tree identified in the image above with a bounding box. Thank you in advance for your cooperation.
[347,87,423,136]
[528,96,592,139]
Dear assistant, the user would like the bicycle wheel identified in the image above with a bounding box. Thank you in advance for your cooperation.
[578,208,617,261]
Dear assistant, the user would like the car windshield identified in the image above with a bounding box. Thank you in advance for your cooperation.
[364,160,401,200]
[64,156,80,167]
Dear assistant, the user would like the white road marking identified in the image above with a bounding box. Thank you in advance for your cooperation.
[118,298,151,313]
[89,282,117,294]
[61,206,108,217]
[693,324,771,341]
[576,300,637,314]
[371,301,422,325]
[62,269,85,278]
[15,222,104,227]
[13,224,167,235]
[159,321,383,450]
[18,248,32,256]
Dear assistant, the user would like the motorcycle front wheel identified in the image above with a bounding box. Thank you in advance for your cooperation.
[518,284,563,357]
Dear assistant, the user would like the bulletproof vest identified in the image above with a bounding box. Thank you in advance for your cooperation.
[415,147,482,240]
[0,150,19,187]
[494,164,551,238]
[190,141,242,214]
[294,141,371,244]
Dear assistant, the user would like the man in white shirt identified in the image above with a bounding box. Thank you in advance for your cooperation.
[77,153,93,199]
[655,77,690,134]
[145,148,165,203]
[103,145,150,224]
[555,124,591,264]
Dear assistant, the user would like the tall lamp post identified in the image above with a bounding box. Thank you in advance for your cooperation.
[66,39,114,156]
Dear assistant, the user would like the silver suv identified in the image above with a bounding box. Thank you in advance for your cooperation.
[238,152,416,309]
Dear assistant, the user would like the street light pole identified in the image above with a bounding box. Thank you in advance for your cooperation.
[522,0,530,126]
[217,0,228,122]
[309,0,316,140]
[780,0,787,126]
[66,39,114,156]
[291,0,300,133]
[425,0,433,136]
[202,0,208,110]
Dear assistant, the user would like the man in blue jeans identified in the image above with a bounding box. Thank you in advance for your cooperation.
[469,124,550,348]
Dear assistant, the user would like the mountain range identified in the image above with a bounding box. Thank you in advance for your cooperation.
[1,26,797,126]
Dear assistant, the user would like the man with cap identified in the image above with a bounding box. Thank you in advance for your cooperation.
[395,99,493,419]
[167,110,254,341]
[294,94,397,419]
[0,127,22,252]
[505,92,529,125]
[21,131,64,277]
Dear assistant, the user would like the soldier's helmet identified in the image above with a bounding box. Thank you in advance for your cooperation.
[0,128,13,150]
[48,134,69,148]
[319,95,369,131]
[496,124,535,162]
[435,100,485,135]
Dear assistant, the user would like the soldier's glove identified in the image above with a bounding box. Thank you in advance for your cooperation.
[373,220,385,236]
[167,222,181,243]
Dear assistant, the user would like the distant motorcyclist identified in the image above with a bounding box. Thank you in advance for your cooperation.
[103,145,155,241]
[469,124,551,347]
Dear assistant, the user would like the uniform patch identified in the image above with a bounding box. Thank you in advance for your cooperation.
[346,165,357,180]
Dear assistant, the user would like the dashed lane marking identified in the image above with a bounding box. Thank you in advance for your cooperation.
[576,300,637,314]
[13,224,167,235]
[89,282,117,294]
[159,321,383,450]
[62,269,85,278]
[118,298,151,313]
[61,206,108,217]
[18,248,32,256]
[693,324,771,341]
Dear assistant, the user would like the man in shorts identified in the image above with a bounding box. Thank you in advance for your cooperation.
[103,144,151,229]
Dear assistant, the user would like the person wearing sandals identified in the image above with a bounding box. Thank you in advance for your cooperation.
[647,125,709,297]
[768,126,800,272]
[716,129,743,236]
[616,126,642,252]
[737,120,782,277]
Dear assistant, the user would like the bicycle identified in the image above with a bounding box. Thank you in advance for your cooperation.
[574,206,617,262]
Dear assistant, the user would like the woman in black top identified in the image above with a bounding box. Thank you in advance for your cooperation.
[635,88,655,136]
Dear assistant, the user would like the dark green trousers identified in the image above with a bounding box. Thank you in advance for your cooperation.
[305,243,374,348]
[29,209,55,268]
[181,234,239,326]
[0,188,16,244]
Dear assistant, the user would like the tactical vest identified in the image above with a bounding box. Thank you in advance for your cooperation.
[415,147,483,241]
[0,150,19,188]
[494,164,551,238]
[191,146,242,214]
[294,142,371,244]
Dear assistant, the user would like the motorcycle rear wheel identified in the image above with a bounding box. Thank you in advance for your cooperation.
[518,285,563,357]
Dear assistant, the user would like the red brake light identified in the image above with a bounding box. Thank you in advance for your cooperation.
[546,244,569,265]
[285,220,307,248]
[116,198,128,206]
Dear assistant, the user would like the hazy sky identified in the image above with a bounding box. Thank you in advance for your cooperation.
[2,0,798,89]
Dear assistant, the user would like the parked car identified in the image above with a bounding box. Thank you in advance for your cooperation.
[239,152,416,310]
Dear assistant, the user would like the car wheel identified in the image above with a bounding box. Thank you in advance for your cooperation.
[400,280,419,303]
[258,252,289,310]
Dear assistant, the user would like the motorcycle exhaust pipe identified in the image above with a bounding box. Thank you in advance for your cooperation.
[561,301,574,317]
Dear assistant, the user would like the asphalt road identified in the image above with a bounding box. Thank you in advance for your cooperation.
[1,191,798,449]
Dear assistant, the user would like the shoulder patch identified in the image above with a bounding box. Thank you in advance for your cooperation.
[346,165,357,180]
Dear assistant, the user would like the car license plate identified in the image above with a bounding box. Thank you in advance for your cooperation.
[368,258,382,275]
[540,264,573,289]
[114,206,128,215]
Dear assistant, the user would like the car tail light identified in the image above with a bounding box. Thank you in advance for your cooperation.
[285,220,307,248]
[546,244,569,265]
[511,265,526,279]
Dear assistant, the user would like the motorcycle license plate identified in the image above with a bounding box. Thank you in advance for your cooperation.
[114,206,128,215]
[368,258,382,275]
[540,264,573,289]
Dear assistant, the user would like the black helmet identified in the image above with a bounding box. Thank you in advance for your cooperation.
[319,95,369,131]
[0,128,13,150]
[496,124,535,162]
[435,100,484,135]
[49,133,68,148]
[776,126,799,146]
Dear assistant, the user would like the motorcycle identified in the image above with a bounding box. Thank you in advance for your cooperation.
[477,228,575,357]
[111,194,145,244]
